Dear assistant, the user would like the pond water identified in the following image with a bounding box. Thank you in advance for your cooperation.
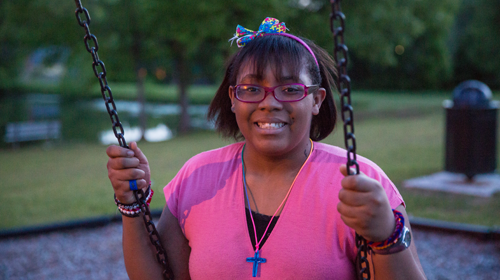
[0,93,213,147]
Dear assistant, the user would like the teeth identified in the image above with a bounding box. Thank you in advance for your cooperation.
[257,122,285,129]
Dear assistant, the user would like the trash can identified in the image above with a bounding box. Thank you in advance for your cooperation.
[443,80,499,179]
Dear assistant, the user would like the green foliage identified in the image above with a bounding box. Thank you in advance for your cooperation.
[281,0,461,89]
[146,0,297,81]
[0,0,79,47]
[73,0,298,84]
[344,0,425,67]
[0,0,98,94]
[0,0,498,93]
[350,0,460,89]
[454,0,500,88]
[86,0,155,82]
[402,0,461,88]
[0,1,80,73]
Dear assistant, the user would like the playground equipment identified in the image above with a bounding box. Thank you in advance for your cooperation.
[74,1,368,279]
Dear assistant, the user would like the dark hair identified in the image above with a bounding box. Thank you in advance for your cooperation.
[207,35,337,141]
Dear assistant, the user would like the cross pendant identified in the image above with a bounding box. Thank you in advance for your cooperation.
[246,250,267,277]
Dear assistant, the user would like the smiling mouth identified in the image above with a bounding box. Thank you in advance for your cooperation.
[256,122,286,129]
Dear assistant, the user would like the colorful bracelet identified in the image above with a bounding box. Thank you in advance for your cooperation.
[368,209,404,249]
[114,185,154,217]
[368,209,412,255]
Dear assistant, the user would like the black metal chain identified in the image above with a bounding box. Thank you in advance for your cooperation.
[73,2,127,148]
[74,1,173,279]
[134,191,173,278]
[330,1,370,280]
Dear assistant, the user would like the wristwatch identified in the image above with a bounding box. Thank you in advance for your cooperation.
[370,226,412,255]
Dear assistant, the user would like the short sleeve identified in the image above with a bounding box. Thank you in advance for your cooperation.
[163,160,192,220]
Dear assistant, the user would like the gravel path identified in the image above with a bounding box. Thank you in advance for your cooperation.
[1,222,499,280]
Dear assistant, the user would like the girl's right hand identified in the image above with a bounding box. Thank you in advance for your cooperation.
[106,141,151,204]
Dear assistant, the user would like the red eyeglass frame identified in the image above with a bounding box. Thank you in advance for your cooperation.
[234,83,320,103]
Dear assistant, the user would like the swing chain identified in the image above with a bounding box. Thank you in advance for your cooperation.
[134,191,174,279]
[74,1,173,279]
[74,1,127,148]
[330,1,370,280]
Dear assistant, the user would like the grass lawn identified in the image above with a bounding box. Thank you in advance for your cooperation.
[1,90,499,229]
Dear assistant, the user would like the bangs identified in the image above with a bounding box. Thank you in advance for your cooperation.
[230,35,315,85]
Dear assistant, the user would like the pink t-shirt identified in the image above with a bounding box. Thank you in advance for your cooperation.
[164,142,404,279]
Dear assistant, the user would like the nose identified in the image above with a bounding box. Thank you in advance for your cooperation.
[258,89,283,110]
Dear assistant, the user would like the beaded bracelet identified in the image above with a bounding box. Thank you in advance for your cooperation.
[114,185,151,208]
[114,185,154,217]
[116,188,154,217]
[368,209,405,250]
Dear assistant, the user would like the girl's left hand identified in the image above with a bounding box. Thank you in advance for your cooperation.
[337,165,396,242]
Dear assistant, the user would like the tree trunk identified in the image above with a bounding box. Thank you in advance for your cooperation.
[136,68,147,140]
[125,0,147,141]
[131,31,147,140]
[173,42,190,134]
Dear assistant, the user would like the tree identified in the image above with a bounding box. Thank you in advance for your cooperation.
[0,0,84,91]
[402,0,461,89]
[454,0,500,89]
[285,0,461,89]
[91,0,159,139]
[146,0,295,133]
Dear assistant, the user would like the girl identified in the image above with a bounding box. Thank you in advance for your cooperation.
[106,18,426,279]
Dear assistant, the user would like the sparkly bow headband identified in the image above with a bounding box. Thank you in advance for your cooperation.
[229,17,319,67]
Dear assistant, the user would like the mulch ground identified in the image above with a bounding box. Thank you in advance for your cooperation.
[1,222,499,279]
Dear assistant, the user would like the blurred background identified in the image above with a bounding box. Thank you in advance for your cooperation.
[0,0,499,238]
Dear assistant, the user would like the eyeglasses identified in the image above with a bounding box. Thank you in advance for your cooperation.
[234,83,319,103]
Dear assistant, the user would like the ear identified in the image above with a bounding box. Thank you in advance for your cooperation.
[229,86,236,112]
[312,88,326,115]
[229,86,235,101]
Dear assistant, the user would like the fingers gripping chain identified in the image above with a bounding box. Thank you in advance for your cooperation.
[74,1,173,279]
[330,1,369,279]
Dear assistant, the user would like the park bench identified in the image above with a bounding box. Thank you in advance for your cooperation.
[4,120,61,146]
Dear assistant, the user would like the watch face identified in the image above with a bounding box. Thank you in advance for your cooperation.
[402,226,412,248]
[370,226,412,255]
